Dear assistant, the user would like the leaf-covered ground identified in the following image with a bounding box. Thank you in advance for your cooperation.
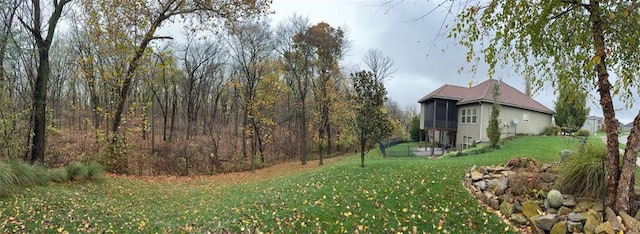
[1,136,579,233]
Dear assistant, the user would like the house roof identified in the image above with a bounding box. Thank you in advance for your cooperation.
[418,79,554,114]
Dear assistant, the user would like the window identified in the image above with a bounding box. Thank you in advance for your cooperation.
[463,136,473,149]
[461,108,477,124]
[523,112,530,122]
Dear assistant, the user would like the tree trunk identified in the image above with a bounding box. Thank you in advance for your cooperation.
[588,0,622,210]
[301,101,308,165]
[30,46,49,165]
[616,113,640,214]
[360,134,365,167]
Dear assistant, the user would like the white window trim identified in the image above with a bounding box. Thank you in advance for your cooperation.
[461,107,477,124]
[523,111,530,122]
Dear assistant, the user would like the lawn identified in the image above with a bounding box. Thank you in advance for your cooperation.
[1,136,585,233]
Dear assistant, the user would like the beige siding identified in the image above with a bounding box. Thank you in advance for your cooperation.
[419,103,426,129]
[456,103,553,148]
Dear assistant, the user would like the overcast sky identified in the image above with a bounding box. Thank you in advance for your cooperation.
[268,0,638,124]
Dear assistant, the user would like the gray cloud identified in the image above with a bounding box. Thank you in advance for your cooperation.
[270,0,637,124]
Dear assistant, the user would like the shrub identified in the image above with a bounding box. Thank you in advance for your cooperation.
[65,162,89,181]
[86,161,105,181]
[556,142,605,198]
[574,129,591,137]
[541,126,561,136]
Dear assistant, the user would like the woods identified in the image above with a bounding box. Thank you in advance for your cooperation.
[0,1,405,175]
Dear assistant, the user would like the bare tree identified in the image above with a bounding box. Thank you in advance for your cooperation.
[18,0,72,165]
[277,14,313,165]
[363,48,396,82]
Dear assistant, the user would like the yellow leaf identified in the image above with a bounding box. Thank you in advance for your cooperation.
[591,55,601,65]
[402,207,408,212]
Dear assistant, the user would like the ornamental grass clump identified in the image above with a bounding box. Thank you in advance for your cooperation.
[556,143,606,198]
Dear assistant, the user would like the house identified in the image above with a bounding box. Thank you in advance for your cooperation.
[621,122,633,132]
[582,116,604,134]
[417,79,553,150]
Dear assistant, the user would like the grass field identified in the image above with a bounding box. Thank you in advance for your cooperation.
[0,136,589,233]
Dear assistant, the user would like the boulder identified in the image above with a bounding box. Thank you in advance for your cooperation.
[489,198,500,210]
[547,190,563,209]
[500,201,514,217]
[574,201,596,213]
[550,221,568,234]
[594,221,614,234]
[532,214,559,231]
[522,201,541,219]
[539,172,556,183]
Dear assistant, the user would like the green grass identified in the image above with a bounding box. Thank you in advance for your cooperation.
[0,136,592,233]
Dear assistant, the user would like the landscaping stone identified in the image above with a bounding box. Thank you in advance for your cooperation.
[620,211,640,232]
[585,213,603,234]
[470,170,483,181]
[605,207,625,232]
[500,201,514,217]
[547,190,563,208]
[522,201,541,219]
[531,214,559,231]
[510,213,528,226]
[463,163,640,233]
[558,206,572,216]
[494,177,508,196]
[568,212,586,222]
[595,221,615,234]
[567,221,584,233]
[473,180,487,191]
[550,221,568,234]
[574,201,596,213]
[563,195,577,207]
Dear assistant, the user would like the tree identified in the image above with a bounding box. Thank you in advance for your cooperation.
[363,48,396,82]
[554,80,590,134]
[350,70,392,167]
[305,22,345,165]
[78,0,271,146]
[486,82,501,148]
[18,0,72,165]
[277,14,313,165]
[450,0,640,213]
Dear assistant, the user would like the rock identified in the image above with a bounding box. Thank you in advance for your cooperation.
[489,198,500,210]
[501,170,514,177]
[540,163,555,172]
[513,202,522,213]
[470,170,484,181]
[620,211,640,232]
[532,214,559,231]
[558,207,572,216]
[522,201,541,219]
[494,177,508,196]
[510,213,529,226]
[547,190,564,209]
[575,201,596,213]
[585,213,603,234]
[568,212,587,222]
[547,207,558,214]
[539,172,556,183]
[486,179,498,190]
[487,165,506,172]
[594,221,614,234]
[593,202,604,212]
[563,195,577,207]
[500,201,514,217]
[473,180,487,191]
[550,221,568,234]
[567,221,584,233]
[475,191,485,202]
[605,207,625,232]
